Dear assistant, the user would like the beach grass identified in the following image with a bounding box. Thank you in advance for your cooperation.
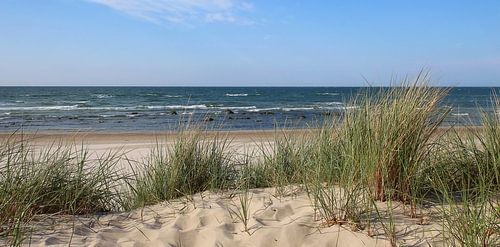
[0,135,125,245]
[427,97,500,246]
[125,128,236,209]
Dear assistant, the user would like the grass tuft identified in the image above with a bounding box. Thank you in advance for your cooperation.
[126,128,235,208]
[0,136,125,245]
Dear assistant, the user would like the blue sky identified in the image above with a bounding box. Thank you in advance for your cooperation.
[0,0,499,86]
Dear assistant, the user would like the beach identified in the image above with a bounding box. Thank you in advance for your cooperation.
[21,187,441,247]
[1,86,499,247]
[0,130,277,166]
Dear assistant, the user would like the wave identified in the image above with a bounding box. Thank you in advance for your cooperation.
[0,104,254,112]
[452,113,469,116]
[317,102,344,106]
[164,95,182,98]
[218,106,257,110]
[92,94,113,99]
[145,105,207,110]
[0,105,79,111]
[225,93,248,97]
[145,105,257,111]
[247,107,281,112]
[0,104,358,113]
[317,93,340,96]
[69,105,208,111]
[283,107,315,111]
[319,106,358,110]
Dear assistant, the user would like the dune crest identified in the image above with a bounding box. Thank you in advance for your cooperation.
[28,188,395,247]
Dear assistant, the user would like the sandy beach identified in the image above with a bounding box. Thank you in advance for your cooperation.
[22,187,446,247]
[0,130,279,164]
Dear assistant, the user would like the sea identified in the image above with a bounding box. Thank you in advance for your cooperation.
[0,87,498,132]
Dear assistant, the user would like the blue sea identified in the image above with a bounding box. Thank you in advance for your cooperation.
[0,87,498,132]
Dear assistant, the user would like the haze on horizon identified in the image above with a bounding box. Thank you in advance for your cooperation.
[0,0,499,87]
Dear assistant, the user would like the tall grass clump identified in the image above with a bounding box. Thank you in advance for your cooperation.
[429,97,500,246]
[434,96,499,192]
[127,128,235,208]
[431,147,499,247]
[0,135,124,245]
[343,74,449,210]
[478,96,500,188]
[304,73,451,240]
[256,129,315,195]
[303,121,372,228]
[433,172,499,247]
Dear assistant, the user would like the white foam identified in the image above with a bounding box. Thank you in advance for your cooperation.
[92,94,113,99]
[452,113,469,116]
[247,107,280,112]
[0,105,79,111]
[328,102,343,105]
[225,93,248,97]
[218,106,257,110]
[146,105,207,110]
[320,106,358,110]
[283,107,315,111]
[317,93,340,96]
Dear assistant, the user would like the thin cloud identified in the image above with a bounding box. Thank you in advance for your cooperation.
[88,0,255,25]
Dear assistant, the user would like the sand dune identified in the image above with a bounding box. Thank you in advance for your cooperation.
[22,186,446,247]
[0,132,450,246]
[26,188,402,247]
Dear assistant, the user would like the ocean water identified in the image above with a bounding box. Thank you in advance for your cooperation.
[0,87,498,132]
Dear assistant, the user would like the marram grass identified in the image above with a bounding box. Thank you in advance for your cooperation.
[126,128,236,208]
[0,136,125,245]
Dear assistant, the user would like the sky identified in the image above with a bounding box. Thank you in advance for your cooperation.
[0,0,499,87]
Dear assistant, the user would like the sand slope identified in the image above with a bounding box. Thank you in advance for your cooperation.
[25,188,399,247]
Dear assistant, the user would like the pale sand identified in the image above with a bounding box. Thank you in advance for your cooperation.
[22,188,442,247]
[0,130,278,166]
[0,132,444,246]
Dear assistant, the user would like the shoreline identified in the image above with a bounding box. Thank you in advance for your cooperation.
[0,125,483,141]
[0,129,314,143]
